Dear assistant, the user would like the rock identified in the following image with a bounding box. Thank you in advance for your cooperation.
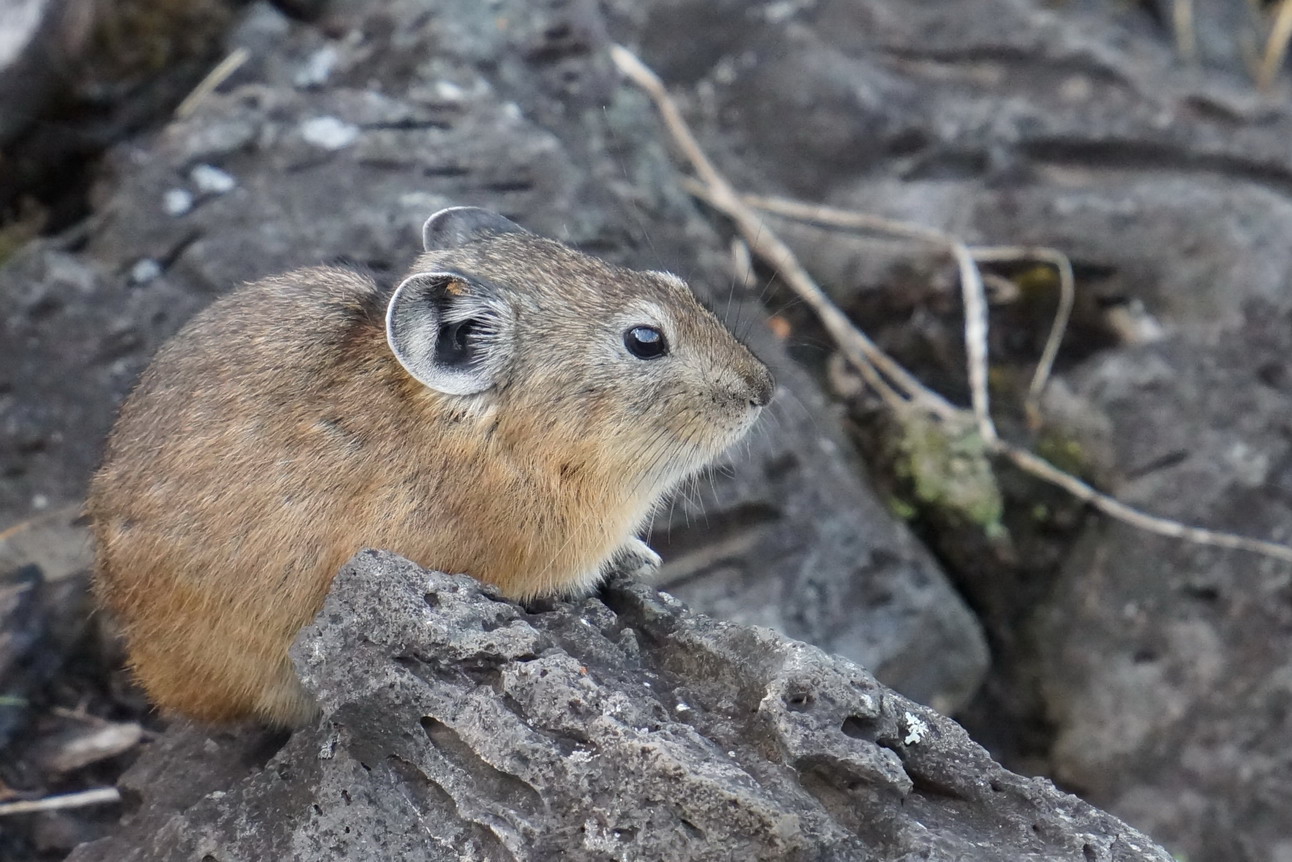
[611,0,1292,335]
[66,550,1173,862]
[0,564,46,748]
[603,2,1292,858]
[0,0,88,146]
[1034,302,1292,862]
[0,0,988,712]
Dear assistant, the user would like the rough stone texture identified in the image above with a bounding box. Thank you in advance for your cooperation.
[602,3,1292,860]
[6,0,1292,858]
[0,0,987,711]
[611,0,1292,334]
[66,550,1171,862]
[1035,304,1292,862]
[0,0,75,146]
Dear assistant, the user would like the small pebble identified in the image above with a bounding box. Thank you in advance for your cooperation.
[163,189,193,216]
[294,45,339,88]
[300,116,360,150]
[434,80,465,101]
[130,259,162,285]
[190,164,236,195]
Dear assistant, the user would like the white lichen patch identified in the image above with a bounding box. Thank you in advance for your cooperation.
[902,711,929,746]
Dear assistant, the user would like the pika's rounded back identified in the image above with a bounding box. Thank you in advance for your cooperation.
[89,207,773,726]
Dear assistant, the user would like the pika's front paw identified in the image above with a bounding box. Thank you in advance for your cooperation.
[611,537,662,577]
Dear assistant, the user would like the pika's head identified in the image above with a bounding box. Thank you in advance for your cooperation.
[386,207,774,493]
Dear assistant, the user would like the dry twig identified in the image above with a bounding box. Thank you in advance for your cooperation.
[1259,0,1292,89]
[735,195,1074,426]
[970,245,1075,424]
[612,42,1292,566]
[175,47,250,119]
[615,47,940,416]
[0,787,121,817]
[1173,0,1199,64]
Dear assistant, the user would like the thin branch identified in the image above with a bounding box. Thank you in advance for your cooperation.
[614,46,943,415]
[175,47,250,119]
[951,242,997,445]
[1259,0,1292,89]
[0,788,121,817]
[612,42,1292,567]
[736,194,1073,430]
[970,245,1075,424]
[739,193,953,245]
[1173,0,1199,64]
[1001,445,1292,563]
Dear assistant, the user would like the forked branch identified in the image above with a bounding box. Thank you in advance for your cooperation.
[611,42,1292,566]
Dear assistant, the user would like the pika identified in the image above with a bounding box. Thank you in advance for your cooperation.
[88,207,774,727]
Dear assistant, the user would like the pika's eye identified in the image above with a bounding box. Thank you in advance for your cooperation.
[624,325,668,359]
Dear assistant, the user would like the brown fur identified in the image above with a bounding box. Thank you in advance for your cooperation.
[88,231,773,727]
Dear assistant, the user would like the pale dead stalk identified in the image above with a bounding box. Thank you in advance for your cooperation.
[0,787,121,817]
[175,47,250,119]
[1002,446,1292,563]
[1173,0,1199,64]
[739,195,1074,423]
[1259,0,1292,89]
[612,42,1292,567]
[614,45,941,415]
[970,245,1075,423]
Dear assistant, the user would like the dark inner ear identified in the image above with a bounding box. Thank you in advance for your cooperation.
[436,318,480,368]
[388,268,510,396]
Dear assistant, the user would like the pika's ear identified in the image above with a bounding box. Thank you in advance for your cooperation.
[385,271,513,396]
[422,207,527,251]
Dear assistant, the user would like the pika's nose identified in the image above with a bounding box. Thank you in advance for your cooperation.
[747,365,775,408]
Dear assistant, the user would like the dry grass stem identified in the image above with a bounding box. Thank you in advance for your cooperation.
[1259,0,1292,89]
[1173,0,1199,63]
[0,788,121,817]
[617,44,938,415]
[970,246,1075,423]
[612,42,1292,567]
[1002,445,1292,563]
[738,195,1074,426]
[175,47,249,119]
[951,242,997,444]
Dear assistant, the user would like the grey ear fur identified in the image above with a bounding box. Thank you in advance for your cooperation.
[385,270,513,396]
[422,207,527,252]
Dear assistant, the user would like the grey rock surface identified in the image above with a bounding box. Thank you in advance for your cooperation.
[0,0,83,146]
[7,0,1289,857]
[0,0,986,711]
[612,0,1292,335]
[1035,303,1292,862]
[605,2,1292,859]
[66,550,1172,862]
